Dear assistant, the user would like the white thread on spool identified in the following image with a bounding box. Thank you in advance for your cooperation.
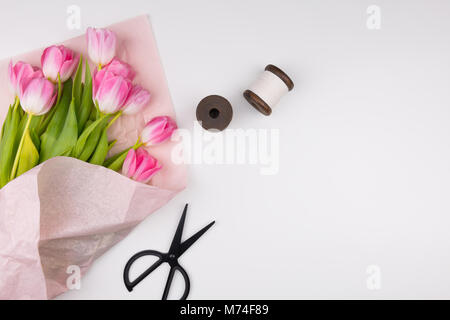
[248,70,289,108]
[244,64,294,116]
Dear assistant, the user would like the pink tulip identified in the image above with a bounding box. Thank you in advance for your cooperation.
[8,61,42,97]
[122,85,150,115]
[141,116,177,146]
[104,58,135,81]
[93,68,132,114]
[86,27,116,67]
[41,45,79,82]
[19,77,56,115]
[122,148,162,183]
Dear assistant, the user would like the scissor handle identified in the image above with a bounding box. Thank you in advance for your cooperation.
[123,250,163,292]
[162,263,190,300]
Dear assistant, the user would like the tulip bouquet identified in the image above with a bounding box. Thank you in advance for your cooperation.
[1,27,177,189]
[0,16,186,299]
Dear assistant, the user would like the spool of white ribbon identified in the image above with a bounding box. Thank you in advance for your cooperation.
[248,70,289,108]
[244,64,293,116]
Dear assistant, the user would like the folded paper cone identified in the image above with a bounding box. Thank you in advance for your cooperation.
[0,157,177,299]
[0,16,187,299]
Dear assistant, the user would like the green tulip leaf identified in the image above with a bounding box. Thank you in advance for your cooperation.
[60,147,74,157]
[29,127,40,151]
[1,104,13,141]
[18,112,41,140]
[106,151,128,172]
[89,102,99,120]
[77,62,94,133]
[84,119,93,129]
[107,139,117,152]
[45,98,78,160]
[0,105,21,187]
[36,103,57,136]
[77,123,104,161]
[16,129,39,178]
[72,55,83,108]
[72,114,110,160]
[40,79,73,162]
[89,128,109,165]
[103,147,131,168]
[40,98,78,162]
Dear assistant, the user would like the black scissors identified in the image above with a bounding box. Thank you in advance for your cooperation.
[123,204,215,300]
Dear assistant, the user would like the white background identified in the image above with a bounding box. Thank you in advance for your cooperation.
[1,0,450,299]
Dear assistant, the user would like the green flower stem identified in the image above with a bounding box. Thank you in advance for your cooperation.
[10,113,32,180]
[106,111,123,130]
[12,96,19,111]
[56,74,62,106]
[133,137,144,149]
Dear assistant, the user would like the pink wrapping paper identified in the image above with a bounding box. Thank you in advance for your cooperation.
[0,16,187,299]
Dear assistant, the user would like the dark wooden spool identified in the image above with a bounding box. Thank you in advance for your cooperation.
[196,95,233,131]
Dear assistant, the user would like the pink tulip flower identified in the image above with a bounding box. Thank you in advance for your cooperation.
[93,68,132,114]
[122,148,162,183]
[8,61,42,97]
[86,27,116,67]
[19,77,56,116]
[104,58,135,81]
[122,85,150,115]
[41,45,79,82]
[141,116,177,146]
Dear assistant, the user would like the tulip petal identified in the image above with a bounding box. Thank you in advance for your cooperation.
[104,58,135,80]
[20,77,56,116]
[9,61,39,97]
[135,165,162,183]
[87,27,100,65]
[94,70,132,114]
[141,116,177,146]
[132,149,156,181]
[122,148,137,177]
[41,46,63,82]
[59,54,79,82]
[87,27,116,66]
[122,85,151,115]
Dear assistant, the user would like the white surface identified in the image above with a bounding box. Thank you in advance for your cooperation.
[2,0,450,299]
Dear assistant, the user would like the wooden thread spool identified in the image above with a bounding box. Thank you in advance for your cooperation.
[196,95,233,131]
[243,64,294,116]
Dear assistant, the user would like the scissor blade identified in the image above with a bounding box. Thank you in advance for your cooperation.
[168,204,188,255]
[178,221,215,257]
